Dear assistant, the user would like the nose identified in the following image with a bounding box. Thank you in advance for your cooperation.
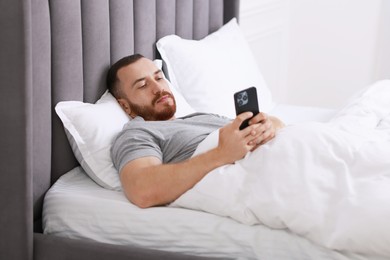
[151,80,164,94]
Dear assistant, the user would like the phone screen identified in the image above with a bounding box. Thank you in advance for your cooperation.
[234,87,259,130]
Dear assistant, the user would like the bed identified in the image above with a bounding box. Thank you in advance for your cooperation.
[1,0,390,260]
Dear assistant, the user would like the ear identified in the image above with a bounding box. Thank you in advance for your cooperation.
[117,98,133,117]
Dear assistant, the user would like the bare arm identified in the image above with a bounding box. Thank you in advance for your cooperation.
[120,112,260,208]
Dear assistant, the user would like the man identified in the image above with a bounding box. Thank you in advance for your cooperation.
[107,54,285,208]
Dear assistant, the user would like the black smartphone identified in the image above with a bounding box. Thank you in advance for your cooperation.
[234,87,259,130]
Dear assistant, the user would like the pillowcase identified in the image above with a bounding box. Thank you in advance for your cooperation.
[55,91,128,190]
[55,60,195,190]
[157,18,275,118]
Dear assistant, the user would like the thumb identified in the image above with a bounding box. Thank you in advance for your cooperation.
[232,112,253,129]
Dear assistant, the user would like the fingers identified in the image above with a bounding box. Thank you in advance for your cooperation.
[248,112,266,126]
[245,118,275,146]
[232,112,254,129]
[233,112,269,131]
[258,126,275,145]
[231,112,276,148]
[242,117,270,136]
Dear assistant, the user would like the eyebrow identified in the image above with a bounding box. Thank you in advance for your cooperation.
[132,69,163,88]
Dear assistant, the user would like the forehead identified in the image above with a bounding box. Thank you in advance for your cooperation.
[117,58,159,83]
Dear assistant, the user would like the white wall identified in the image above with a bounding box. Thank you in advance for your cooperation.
[240,0,390,109]
[239,0,290,105]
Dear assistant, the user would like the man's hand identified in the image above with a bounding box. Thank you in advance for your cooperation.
[217,112,285,162]
[217,112,263,164]
[247,112,285,149]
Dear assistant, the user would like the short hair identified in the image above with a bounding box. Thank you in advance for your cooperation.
[106,54,144,99]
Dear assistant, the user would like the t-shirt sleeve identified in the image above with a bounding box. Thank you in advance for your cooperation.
[111,128,162,173]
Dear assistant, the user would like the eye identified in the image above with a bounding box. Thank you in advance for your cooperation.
[155,72,164,81]
[137,83,147,89]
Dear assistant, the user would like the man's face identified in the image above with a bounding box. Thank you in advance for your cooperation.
[116,58,176,121]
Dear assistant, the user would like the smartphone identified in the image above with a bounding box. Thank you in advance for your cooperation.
[234,87,259,130]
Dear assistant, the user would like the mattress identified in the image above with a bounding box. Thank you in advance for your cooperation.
[44,166,360,260]
[43,105,379,259]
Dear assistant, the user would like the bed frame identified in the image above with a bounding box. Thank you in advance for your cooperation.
[0,0,239,259]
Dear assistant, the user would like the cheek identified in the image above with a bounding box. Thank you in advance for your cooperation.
[131,94,154,108]
[159,79,170,90]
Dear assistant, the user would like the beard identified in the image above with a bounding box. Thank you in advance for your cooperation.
[128,91,177,121]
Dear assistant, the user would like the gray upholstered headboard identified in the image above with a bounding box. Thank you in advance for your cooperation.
[0,1,239,257]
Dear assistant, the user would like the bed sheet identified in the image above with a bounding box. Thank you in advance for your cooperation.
[44,166,382,260]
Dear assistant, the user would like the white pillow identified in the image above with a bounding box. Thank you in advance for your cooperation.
[55,91,129,190]
[157,18,275,118]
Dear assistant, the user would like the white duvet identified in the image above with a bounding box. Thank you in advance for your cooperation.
[171,80,390,257]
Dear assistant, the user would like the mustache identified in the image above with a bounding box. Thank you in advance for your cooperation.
[152,91,173,106]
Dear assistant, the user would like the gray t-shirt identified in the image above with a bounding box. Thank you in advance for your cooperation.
[112,113,230,172]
